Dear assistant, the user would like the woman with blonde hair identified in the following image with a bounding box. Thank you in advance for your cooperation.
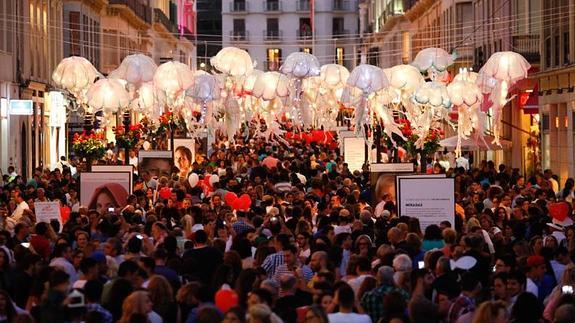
[119,291,154,323]
[472,300,508,323]
[147,275,177,322]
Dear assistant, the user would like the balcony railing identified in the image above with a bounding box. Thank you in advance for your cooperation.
[333,0,355,11]
[230,1,248,12]
[230,30,249,41]
[297,30,313,40]
[512,34,540,63]
[263,1,282,12]
[263,30,282,41]
[154,8,178,34]
[332,29,350,38]
[109,0,152,24]
[296,0,310,11]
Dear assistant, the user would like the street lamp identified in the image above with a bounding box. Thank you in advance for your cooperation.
[122,111,131,166]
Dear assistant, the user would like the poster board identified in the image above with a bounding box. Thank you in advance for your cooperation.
[343,137,366,172]
[370,163,414,214]
[80,172,131,214]
[396,175,455,231]
[138,151,173,179]
[171,139,195,178]
[92,165,134,188]
[35,202,61,224]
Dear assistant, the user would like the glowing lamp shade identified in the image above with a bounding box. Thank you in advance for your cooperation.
[387,64,425,93]
[447,80,483,108]
[242,70,264,94]
[109,54,157,86]
[413,82,451,108]
[251,72,290,101]
[347,64,388,94]
[479,51,531,84]
[280,52,321,79]
[131,82,165,112]
[411,48,454,72]
[189,74,221,102]
[320,64,350,89]
[153,61,194,95]
[211,47,254,77]
[52,56,101,93]
[86,78,130,113]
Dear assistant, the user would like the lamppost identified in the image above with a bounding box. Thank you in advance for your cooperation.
[83,113,94,171]
[122,111,131,166]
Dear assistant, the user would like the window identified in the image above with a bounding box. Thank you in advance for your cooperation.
[301,48,312,54]
[266,18,279,39]
[564,32,570,65]
[332,17,344,37]
[69,11,81,56]
[554,35,560,66]
[299,18,311,39]
[336,47,344,65]
[233,19,246,39]
[545,37,551,68]
[83,15,88,57]
[267,48,281,71]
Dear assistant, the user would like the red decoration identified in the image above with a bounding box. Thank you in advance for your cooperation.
[225,192,238,206]
[215,288,238,313]
[232,194,252,210]
[549,202,570,222]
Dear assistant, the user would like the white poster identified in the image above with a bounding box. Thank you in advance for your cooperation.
[35,202,61,224]
[397,176,454,231]
[343,137,366,172]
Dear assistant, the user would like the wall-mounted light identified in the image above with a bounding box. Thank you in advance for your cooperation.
[555,116,559,128]
[0,98,7,118]
[565,116,569,128]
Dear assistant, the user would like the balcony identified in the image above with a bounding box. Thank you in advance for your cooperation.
[154,8,179,34]
[296,0,310,11]
[333,0,355,11]
[263,1,282,12]
[332,29,350,38]
[230,30,249,41]
[512,34,540,63]
[297,30,313,40]
[263,30,282,41]
[230,1,248,12]
[109,0,152,25]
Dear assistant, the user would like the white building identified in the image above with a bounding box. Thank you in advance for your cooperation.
[222,0,359,70]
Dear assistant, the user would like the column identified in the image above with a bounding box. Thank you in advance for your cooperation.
[358,1,367,65]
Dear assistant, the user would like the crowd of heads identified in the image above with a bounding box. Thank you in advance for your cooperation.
[0,137,574,323]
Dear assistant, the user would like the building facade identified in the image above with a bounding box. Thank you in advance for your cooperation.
[222,0,359,70]
[537,0,575,182]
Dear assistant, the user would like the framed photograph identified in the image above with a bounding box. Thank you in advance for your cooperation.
[138,150,173,179]
[171,139,195,179]
[92,165,134,188]
[80,172,131,214]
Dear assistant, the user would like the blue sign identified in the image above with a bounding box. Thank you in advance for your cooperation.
[9,100,33,115]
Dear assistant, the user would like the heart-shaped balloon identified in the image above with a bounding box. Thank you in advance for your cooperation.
[225,192,238,206]
[549,202,570,222]
[233,194,252,210]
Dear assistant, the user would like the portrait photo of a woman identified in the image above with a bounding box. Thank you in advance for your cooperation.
[174,146,192,178]
[88,183,129,215]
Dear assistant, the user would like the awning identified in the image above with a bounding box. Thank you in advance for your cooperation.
[440,134,512,151]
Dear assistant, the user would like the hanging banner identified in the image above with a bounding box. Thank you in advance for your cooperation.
[343,137,366,172]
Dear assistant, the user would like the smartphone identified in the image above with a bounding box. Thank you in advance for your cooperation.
[21,242,30,248]
[136,234,143,240]
[493,265,497,272]
[563,285,574,295]
[108,207,115,212]
[418,261,425,269]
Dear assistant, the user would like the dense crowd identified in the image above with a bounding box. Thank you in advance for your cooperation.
[0,135,573,323]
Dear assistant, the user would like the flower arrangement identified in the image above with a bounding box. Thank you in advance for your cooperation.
[383,118,444,158]
[72,131,106,160]
[114,124,142,149]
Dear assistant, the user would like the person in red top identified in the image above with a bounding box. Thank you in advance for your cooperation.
[29,222,52,261]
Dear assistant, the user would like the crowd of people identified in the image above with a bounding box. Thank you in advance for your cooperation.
[0,135,573,323]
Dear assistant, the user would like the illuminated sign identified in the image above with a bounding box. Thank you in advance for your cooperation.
[9,100,33,115]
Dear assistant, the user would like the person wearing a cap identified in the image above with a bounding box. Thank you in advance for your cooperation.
[526,255,546,299]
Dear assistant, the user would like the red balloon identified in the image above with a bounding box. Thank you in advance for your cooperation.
[215,288,238,313]
[549,202,570,222]
[233,194,252,210]
[224,192,238,206]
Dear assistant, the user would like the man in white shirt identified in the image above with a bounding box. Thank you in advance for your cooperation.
[456,153,470,170]
[10,190,29,223]
[328,283,372,323]
[525,255,546,298]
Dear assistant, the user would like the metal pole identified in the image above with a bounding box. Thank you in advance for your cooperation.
[122,111,131,166]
